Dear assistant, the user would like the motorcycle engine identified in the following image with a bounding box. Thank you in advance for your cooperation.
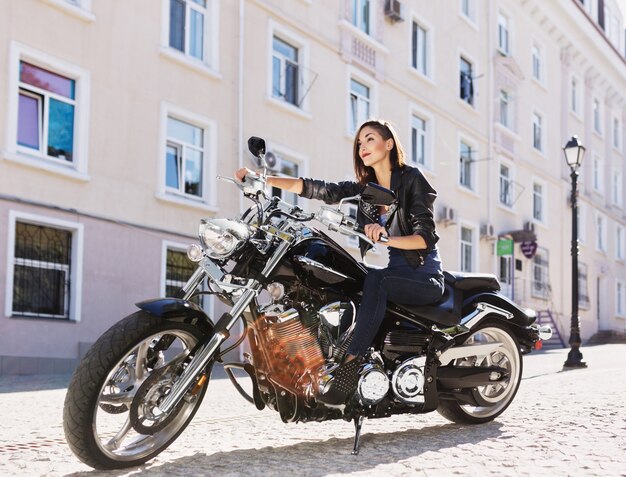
[391,356,427,404]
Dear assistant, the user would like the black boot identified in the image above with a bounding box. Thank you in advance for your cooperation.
[317,358,361,405]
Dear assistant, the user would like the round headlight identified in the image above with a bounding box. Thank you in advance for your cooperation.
[199,219,250,259]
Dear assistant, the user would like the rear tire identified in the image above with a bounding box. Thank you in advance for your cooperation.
[63,311,210,469]
[436,321,523,424]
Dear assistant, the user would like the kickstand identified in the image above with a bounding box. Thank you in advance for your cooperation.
[351,415,365,455]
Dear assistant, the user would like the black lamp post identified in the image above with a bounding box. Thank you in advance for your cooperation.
[563,135,587,369]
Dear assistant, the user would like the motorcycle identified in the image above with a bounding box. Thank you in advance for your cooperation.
[63,136,552,470]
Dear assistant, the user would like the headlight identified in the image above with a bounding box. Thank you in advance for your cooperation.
[199,218,251,259]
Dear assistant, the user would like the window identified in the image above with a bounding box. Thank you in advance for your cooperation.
[592,155,603,193]
[578,263,590,307]
[499,163,513,207]
[532,112,543,151]
[533,182,544,222]
[498,255,513,298]
[6,212,83,321]
[593,98,601,133]
[459,140,475,190]
[617,281,625,317]
[571,78,578,113]
[165,248,196,298]
[270,153,300,206]
[411,114,427,168]
[498,13,510,55]
[349,78,370,133]
[17,61,76,163]
[460,226,474,272]
[596,213,607,251]
[613,117,621,149]
[411,21,428,76]
[351,0,371,35]
[163,110,215,204]
[459,57,474,105]
[499,90,510,128]
[532,44,542,81]
[272,36,300,106]
[532,247,549,299]
[577,202,587,243]
[169,0,208,61]
[460,0,475,21]
[617,225,625,260]
[612,170,623,206]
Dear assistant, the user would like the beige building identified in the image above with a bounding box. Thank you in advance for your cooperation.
[0,0,624,374]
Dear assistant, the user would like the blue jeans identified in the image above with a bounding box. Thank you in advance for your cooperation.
[347,265,445,357]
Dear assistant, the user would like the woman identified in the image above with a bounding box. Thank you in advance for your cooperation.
[235,119,444,405]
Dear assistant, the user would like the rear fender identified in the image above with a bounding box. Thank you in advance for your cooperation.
[136,298,215,335]
[461,292,538,353]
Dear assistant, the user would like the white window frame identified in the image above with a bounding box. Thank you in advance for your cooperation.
[531,247,550,299]
[459,0,477,25]
[458,133,479,193]
[410,17,432,79]
[612,169,623,207]
[531,41,544,84]
[613,116,621,150]
[346,67,377,136]
[160,0,220,76]
[570,74,581,117]
[458,53,477,108]
[351,0,374,37]
[592,154,604,194]
[497,12,511,56]
[5,41,90,181]
[532,110,544,153]
[616,224,625,261]
[616,280,625,317]
[265,141,309,208]
[578,262,590,308]
[5,210,84,321]
[593,97,602,135]
[39,0,95,22]
[409,103,434,172]
[161,240,214,315]
[499,90,511,128]
[267,21,311,114]
[459,223,477,273]
[499,159,515,209]
[532,178,547,224]
[157,102,218,211]
[595,211,607,252]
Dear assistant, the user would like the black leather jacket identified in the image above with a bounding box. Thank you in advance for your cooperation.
[299,165,439,268]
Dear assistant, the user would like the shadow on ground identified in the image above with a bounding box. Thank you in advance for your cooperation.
[64,421,503,477]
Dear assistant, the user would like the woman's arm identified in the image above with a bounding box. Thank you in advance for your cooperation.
[234,167,303,194]
[363,224,427,250]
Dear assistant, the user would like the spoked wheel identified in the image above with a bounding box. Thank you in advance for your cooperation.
[437,322,522,424]
[63,311,212,469]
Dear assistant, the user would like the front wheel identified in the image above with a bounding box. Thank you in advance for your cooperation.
[436,321,523,424]
[63,311,211,470]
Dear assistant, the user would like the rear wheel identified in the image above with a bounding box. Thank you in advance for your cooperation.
[437,322,522,424]
[63,311,211,469]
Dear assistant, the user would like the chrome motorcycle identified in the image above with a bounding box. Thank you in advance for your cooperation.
[63,137,552,469]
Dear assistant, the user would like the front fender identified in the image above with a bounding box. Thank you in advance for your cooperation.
[136,298,215,334]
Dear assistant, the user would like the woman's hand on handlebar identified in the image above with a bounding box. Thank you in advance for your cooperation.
[234,167,256,183]
[364,224,387,243]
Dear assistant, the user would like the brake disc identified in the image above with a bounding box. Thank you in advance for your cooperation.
[129,366,185,435]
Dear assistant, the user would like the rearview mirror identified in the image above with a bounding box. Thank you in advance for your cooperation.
[248,136,266,159]
[361,182,396,206]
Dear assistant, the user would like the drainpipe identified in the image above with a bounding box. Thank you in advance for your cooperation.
[238,0,245,212]
[487,0,495,274]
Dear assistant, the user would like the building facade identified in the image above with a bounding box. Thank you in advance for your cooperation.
[1,0,624,374]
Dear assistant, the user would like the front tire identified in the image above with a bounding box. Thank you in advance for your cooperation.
[436,321,523,424]
[63,311,211,469]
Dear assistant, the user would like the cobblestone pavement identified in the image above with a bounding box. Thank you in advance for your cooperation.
[0,344,625,477]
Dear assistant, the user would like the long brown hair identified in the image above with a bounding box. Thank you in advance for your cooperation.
[352,119,406,185]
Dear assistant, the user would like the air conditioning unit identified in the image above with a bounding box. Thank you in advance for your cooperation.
[480,223,496,239]
[384,0,404,22]
[523,221,535,232]
[438,206,457,225]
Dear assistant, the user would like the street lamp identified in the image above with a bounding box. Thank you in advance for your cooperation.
[563,135,587,368]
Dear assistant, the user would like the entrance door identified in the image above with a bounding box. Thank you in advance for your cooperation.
[499,255,513,299]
